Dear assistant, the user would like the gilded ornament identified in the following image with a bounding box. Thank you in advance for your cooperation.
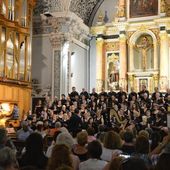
[161,0,166,13]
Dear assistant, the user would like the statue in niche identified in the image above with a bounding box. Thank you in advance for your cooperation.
[135,36,153,70]
[107,53,119,90]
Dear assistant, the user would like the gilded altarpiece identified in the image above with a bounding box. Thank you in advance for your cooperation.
[92,0,170,93]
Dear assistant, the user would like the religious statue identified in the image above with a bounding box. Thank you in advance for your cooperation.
[118,6,125,18]
[136,36,153,70]
[97,11,104,23]
[107,54,119,90]
[161,0,166,13]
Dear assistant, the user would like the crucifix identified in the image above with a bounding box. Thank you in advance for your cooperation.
[136,36,152,70]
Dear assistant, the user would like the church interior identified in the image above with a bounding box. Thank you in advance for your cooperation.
[0,0,170,170]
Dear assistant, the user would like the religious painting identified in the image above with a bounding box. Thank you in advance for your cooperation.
[107,52,120,90]
[130,0,158,18]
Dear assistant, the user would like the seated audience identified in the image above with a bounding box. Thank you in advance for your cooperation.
[19,133,48,169]
[79,140,107,170]
[72,131,88,162]
[0,147,19,170]
[121,130,135,155]
[101,131,122,161]
[47,144,73,170]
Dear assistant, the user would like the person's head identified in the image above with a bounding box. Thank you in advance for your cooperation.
[120,157,148,170]
[138,130,150,140]
[142,85,146,91]
[56,132,74,150]
[21,121,29,132]
[72,87,76,92]
[47,144,72,170]
[0,147,18,170]
[55,122,61,128]
[92,88,96,93]
[87,127,95,136]
[124,131,134,143]
[0,128,7,146]
[135,136,149,154]
[77,131,88,146]
[25,133,44,154]
[103,131,122,149]
[61,94,65,99]
[87,140,102,159]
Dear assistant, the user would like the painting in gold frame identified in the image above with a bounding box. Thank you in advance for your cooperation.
[130,0,158,18]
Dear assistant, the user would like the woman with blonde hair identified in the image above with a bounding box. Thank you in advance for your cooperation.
[72,131,88,161]
[47,144,73,170]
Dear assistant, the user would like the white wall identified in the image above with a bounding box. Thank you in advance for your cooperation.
[92,0,118,26]
[70,42,88,93]
[32,35,52,88]
[89,37,97,92]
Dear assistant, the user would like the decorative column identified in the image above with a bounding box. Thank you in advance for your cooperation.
[96,38,104,92]
[159,31,169,91]
[153,74,159,89]
[153,42,158,70]
[119,33,127,91]
[129,43,134,72]
[128,74,134,92]
[49,34,63,99]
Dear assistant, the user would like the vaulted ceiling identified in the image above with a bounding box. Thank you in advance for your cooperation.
[34,0,170,26]
[33,0,104,26]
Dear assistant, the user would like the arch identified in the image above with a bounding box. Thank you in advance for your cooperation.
[130,29,157,45]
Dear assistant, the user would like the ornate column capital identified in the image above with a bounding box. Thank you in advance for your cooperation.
[49,33,71,49]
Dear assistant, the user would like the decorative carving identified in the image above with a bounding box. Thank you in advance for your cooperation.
[105,42,120,51]
[33,0,99,25]
[128,75,134,88]
[150,28,160,44]
[33,15,89,45]
[33,0,49,16]
[161,0,166,13]
[118,5,126,18]
[53,50,61,97]
[160,76,168,92]
[69,0,99,25]
[97,11,104,24]
[96,79,104,92]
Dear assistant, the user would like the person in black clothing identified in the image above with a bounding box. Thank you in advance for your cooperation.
[68,109,82,137]
[80,88,89,99]
[138,85,149,100]
[122,131,135,155]
[90,88,98,100]
[108,87,117,98]
[99,88,108,100]
[117,87,127,103]
[61,94,67,105]
[128,87,138,101]
[151,87,163,101]
[19,133,48,169]
[69,87,79,101]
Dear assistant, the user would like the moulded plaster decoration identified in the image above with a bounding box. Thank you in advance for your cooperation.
[33,0,100,25]
[69,0,99,25]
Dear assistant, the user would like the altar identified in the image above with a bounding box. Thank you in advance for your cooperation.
[91,0,170,93]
